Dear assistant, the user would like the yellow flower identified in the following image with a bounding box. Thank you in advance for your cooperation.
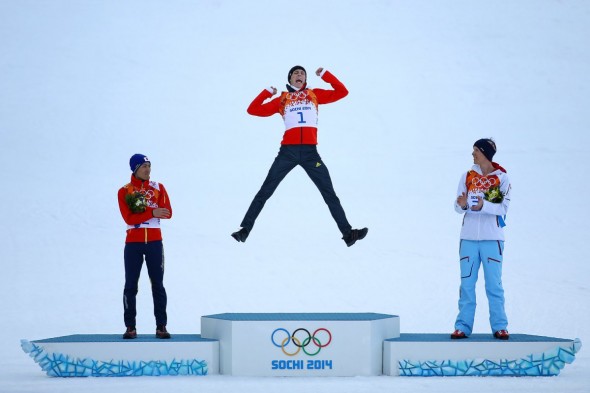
[484,186,503,203]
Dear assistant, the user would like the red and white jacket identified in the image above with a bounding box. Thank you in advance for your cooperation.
[247,70,348,145]
[454,163,511,241]
[118,175,172,243]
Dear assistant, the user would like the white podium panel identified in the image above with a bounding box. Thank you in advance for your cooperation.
[201,313,399,376]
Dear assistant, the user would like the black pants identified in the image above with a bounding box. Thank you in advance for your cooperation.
[123,241,167,327]
[240,145,352,235]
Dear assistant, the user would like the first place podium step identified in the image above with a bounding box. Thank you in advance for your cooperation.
[201,312,399,376]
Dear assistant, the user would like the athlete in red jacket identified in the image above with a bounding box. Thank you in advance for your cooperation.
[232,66,367,247]
[118,154,172,339]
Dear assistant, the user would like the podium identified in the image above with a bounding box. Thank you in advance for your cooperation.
[383,333,581,376]
[20,334,218,377]
[21,312,581,377]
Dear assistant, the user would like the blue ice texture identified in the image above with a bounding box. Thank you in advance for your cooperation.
[20,340,208,377]
[398,338,582,377]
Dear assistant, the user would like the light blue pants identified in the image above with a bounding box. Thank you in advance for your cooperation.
[454,240,508,336]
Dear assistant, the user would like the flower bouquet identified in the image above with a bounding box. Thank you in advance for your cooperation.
[484,186,504,203]
[125,191,147,213]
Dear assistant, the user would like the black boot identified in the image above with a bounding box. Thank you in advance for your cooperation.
[342,228,368,247]
[231,227,250,242]
[156,325,171,339]
[123,326,137,339]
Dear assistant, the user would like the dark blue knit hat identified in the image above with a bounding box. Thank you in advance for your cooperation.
[473,139,497,162]
[129,154,150,172]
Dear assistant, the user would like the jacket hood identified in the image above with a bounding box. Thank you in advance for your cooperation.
[472,162,507,175]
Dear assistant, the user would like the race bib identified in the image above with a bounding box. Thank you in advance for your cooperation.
[280,90,319,130]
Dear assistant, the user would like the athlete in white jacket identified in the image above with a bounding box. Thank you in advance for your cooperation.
[451,139,512,340]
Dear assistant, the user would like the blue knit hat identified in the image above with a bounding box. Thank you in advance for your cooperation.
[129,154,150,172]
[473,139,497,162]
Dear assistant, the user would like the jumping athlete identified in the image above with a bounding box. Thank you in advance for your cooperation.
[117,154,172,339]
[451,139,512,341]
[231,65,367,247]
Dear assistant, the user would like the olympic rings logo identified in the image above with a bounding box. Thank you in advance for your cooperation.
[471,176,497,189]
[137,189,154,199]
[285,91,308,101]
[271,328,332,357]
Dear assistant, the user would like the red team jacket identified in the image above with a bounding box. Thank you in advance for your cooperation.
[247,70,348,145]
[118,175,172,243]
